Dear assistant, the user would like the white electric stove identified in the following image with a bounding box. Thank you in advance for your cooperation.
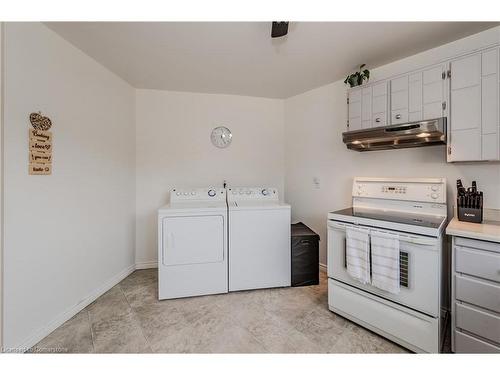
[327,177,448,353]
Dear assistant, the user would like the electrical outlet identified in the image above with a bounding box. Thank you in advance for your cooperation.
[313,177,320,189]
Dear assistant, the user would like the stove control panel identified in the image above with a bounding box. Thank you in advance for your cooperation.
[353,178,446,204]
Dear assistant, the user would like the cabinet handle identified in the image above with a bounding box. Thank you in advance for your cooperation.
[375,118,381,123]
[395,114,402,120]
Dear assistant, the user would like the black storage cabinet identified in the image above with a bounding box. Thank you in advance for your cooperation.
[291,222,320,287]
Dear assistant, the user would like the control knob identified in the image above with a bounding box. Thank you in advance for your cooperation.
[208,189,216,197]
[431,193,438,199]
[261,189,270,196]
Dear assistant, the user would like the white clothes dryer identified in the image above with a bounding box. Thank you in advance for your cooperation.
[158,187,228,300]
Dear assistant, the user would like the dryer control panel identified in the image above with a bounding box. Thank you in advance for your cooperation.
[227,187,279,202]
[170,188,226,203]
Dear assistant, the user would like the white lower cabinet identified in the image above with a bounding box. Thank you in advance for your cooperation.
[451,236,500,353]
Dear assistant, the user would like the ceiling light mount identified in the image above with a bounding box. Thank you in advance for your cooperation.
[271,22,289,38]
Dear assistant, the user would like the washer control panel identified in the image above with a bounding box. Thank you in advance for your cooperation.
[227,187,279,201]
[170,188,226,202]
[353,178,446,204]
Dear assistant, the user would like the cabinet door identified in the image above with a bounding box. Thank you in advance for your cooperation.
[371,82,388,127]
[481,48,499,160]
[409,72,423,121]
[449,54,482,161]
[348,89,362,131]
[423,65,446,119]
[361,87,372,128]
[391,75,409,124]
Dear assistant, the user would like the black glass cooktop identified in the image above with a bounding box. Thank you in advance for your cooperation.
[331,207,444,229]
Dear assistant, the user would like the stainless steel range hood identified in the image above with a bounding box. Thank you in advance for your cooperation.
[343,117,447,152]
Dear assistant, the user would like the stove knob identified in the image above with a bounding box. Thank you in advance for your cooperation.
[176,192,180,196]
[431,193,438,199]
[232,190,237,195]
[246,190,251,195]
[239,190,244,195]
[431,185,439,191]
[183,192,188,196]
[208,189,216,197]
[262,189,269,196]
[191,191,196,195]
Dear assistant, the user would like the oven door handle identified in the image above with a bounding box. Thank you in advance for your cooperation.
[328,221,437,246]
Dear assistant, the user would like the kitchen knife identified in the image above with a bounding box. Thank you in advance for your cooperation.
[457,179,466,196]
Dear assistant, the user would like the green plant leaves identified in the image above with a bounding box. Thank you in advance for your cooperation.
[344,64,370,87]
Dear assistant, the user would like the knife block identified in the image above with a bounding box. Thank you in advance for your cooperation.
[457,199,483,224]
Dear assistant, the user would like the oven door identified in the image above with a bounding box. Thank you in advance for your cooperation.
[327,220,440,317]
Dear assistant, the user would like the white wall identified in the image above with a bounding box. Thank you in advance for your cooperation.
[135,90,284,264]
[0,22,4,349]
[3,23,136,349]
[285,27,500,265]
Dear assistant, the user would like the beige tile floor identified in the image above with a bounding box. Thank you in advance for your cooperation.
[32,269,408,353]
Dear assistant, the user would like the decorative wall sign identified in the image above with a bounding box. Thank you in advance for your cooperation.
[29,163,52,175]
[30,112,52,131]
[30,150,52,164]
[28,112,53,175]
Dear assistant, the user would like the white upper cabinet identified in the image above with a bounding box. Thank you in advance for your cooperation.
[449,48,499,162]
[371,82,388,127]
[347,81,388,131]
[345,45,499,163]
[422,64,447,120]
[390,75,409,124]
[391,64,447,126]
[347,88,362,131]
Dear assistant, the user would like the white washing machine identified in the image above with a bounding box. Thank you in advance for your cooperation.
[158,187,228,300]
[227,187,291,292]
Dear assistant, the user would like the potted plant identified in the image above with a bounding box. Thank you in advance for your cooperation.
[344,64,370,88]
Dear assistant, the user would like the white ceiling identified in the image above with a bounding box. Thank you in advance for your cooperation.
[46,22,498,98]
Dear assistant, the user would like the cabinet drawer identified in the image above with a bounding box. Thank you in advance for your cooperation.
[455,237,500,254]
[391,110,408,125]
[455,275,500,313]
[455,330,500,353]
[456,246,500,283]
[372,112,387,127]
[456,303,500,344]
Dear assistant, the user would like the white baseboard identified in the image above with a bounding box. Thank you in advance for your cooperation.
[319,262,327,273]
[16,263,136,352]
[135,261,157,269]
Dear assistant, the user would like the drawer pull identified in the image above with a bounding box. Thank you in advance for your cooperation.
[395,114,402,119]
[375,118,381,123]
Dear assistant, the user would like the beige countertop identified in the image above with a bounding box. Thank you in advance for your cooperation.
[446,209,500,243]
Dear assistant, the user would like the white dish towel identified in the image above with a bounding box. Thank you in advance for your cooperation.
[370,230,400,294]
[345,226,371,284]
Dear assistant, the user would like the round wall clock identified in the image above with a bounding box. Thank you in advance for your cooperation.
[211,126,232,148]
